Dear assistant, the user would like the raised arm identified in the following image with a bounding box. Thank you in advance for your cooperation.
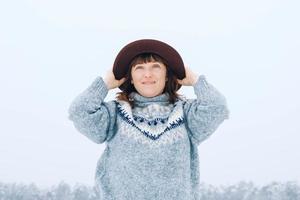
[180,69,230,145]
[68,71,126,144]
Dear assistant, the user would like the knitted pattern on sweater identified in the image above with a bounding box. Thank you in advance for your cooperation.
[116,99,186,148]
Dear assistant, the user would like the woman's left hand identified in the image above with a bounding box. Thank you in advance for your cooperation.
[177,66,199,86]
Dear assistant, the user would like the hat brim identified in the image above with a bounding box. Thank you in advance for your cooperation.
[113,39,186,91]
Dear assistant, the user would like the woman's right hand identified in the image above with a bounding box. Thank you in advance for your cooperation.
[103,69,126,90]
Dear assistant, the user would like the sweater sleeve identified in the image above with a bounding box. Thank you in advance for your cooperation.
[68,76,117,144]
[183,75,230,145]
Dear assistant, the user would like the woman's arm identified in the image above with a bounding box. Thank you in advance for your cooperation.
[183,74,230,145]
[68,76,117,144]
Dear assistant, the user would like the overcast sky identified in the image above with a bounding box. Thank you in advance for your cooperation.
[0,0,299,188]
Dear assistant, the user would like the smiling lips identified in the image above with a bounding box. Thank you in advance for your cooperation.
[142,81,156,84]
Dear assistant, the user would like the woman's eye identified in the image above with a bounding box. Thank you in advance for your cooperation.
[135,66,143,70]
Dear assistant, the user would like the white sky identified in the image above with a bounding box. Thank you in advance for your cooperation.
[0,0,299,187]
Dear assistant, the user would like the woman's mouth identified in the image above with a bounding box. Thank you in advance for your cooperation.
[142,81,156,84]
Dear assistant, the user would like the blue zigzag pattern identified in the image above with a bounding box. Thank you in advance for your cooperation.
[115,101,185,141]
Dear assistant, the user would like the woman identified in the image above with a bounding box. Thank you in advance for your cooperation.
[68,39,229,200]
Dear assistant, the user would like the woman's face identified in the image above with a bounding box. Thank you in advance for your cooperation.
[131,61,167,98]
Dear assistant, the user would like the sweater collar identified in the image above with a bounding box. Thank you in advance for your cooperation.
[128,92,170,106]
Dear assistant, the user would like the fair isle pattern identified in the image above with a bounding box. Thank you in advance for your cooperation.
[115,100,186,146]
[119,122,187,148]
[132,103,173,120]
[132,115,169,125]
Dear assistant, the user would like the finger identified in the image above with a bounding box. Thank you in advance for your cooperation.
[119,77,126,84]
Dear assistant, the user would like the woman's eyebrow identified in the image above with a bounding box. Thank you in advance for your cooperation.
[133,63,161,68]
[133,65,143,68]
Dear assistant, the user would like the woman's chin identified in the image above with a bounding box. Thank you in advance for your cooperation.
[138,90,162,98]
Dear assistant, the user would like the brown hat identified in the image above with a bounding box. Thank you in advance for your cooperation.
[113,39,186,90]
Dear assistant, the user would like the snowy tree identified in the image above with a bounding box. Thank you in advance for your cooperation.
[220,181,256,200]
[21,183,41,200]
[283,181,300,200]
[52,182,71,200]
[89,186,100,200]
[0,183,5,200]
[5,183,26,200]
[72,183,90,200]
[199,183,221,200]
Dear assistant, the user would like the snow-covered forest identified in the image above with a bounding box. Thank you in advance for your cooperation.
[0,181,299,200]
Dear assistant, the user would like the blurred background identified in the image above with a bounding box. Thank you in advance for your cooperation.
[0,0,299,189]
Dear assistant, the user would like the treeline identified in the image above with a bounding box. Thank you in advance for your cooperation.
[0,181,299,200]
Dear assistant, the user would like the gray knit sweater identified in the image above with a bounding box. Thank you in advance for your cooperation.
[68,75,229,200]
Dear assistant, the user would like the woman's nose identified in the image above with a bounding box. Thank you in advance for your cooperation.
[144,69,152,77]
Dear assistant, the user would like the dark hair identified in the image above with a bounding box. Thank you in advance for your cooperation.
[116,53,182,107]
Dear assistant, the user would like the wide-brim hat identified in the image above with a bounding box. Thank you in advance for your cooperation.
[113,39,186,91]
